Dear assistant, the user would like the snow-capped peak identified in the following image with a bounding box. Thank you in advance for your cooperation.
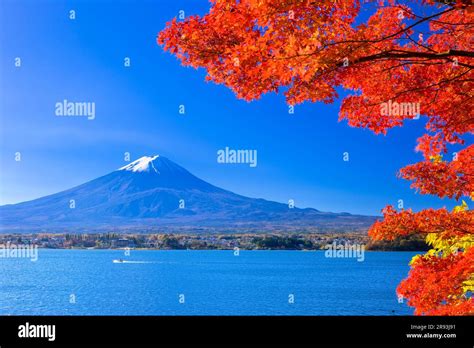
[118,155,160,173]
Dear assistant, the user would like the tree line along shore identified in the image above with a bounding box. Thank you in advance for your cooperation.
[0,233,429,251]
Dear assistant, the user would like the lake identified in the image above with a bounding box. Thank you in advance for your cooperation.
[0,249,416,315]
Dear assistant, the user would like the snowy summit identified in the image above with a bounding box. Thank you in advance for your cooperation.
[118,155,160,173]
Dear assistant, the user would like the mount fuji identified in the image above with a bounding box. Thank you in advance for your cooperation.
[0,155,376,233]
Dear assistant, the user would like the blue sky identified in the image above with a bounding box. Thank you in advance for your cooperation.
[0,0,464,215]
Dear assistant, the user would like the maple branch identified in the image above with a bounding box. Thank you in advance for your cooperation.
[348,50,474,67]
[360,68,472,117]
[314,7,456,51]
[378,7,456,42]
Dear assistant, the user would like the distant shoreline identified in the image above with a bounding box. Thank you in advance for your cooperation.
[0,232,429,252]
[19,247,425,252]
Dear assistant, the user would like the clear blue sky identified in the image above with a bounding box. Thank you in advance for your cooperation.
[0,0,463,215]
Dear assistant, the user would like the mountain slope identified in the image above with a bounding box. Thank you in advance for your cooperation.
[0,155,376,232]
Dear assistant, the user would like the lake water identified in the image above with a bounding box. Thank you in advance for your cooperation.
[0,250,416,315]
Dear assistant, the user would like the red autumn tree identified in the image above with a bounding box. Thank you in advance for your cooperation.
[158,0,474,315]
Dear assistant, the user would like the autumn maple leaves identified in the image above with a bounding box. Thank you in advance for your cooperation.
[158,0,474,315]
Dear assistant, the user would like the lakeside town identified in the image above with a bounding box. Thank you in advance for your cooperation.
[0,232,428,251]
